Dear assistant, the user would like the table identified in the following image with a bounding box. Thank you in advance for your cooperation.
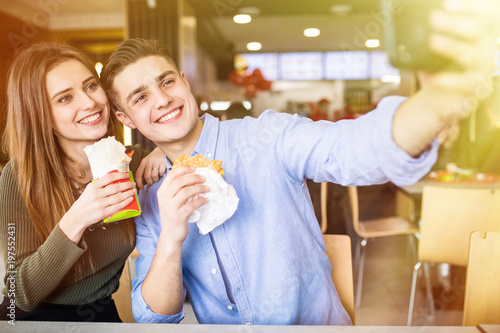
[478,325,500,333]
[394,178,500,222]
[0,322,485,333]
[397,178,500,199]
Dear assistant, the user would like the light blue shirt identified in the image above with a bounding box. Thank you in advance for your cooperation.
[131,96,438,325]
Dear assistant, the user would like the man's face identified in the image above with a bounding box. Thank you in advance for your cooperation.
[113,55,199,146]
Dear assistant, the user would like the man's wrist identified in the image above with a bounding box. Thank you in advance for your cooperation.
[156,231,184,260]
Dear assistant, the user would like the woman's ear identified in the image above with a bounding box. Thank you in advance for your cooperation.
[115,110,137,129]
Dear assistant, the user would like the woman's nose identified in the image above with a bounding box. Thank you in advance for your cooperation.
[79,91,97,111]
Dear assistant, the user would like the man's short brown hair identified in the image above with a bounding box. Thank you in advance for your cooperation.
[101,38,179,111]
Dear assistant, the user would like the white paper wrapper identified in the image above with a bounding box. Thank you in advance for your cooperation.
[83,136,131,179]
[187,168,239,235]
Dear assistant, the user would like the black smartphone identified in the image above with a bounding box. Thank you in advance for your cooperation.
[383,0,460,71]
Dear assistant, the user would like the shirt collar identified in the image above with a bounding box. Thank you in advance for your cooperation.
[163,114,220,169]
[190,113,220,161]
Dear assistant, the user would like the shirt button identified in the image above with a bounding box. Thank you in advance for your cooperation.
[227,305,233,310]
[211,268,217,275]
[207,153,212,158]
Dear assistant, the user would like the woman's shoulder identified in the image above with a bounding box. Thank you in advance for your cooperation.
[0,160,25,220]
[0,160,17,187]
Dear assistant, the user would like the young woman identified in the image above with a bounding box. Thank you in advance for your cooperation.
[0,42,164,322]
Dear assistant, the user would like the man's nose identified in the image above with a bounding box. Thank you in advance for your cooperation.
[154,88,173,109]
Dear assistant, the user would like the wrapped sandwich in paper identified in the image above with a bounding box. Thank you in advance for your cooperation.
[83,136,141,223]
[172,154,239,235]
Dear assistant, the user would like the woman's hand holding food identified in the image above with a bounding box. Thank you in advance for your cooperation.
[156,166,209,245]
[59,172,137,244]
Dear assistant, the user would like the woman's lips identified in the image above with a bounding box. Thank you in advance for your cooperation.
[78,112,102,125]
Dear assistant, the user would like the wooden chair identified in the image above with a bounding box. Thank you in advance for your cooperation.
[323,234,355,324]
[408,185,500,325]
[463,231,500,326]
[112,249,140,323]
[347,186,419,309]
[320,182,328,233]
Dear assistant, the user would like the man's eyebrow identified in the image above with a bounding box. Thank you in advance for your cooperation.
[126,70,177,104]
[126,84,148,104]
[157,70,176,82]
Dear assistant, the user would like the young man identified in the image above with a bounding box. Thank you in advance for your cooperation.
[101,2,496,324]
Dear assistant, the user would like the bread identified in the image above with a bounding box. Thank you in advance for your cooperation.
[172,154,224,176]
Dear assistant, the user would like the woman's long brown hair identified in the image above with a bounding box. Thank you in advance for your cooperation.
[2,42,134,276]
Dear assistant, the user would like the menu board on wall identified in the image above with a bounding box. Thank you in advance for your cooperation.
[370,51,400,79]
[236,53,279,81]
[325,51,370,80]
[279,52,324,80]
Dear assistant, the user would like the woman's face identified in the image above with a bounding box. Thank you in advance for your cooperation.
[45,59,110,151]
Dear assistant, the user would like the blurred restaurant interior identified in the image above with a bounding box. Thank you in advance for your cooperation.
[1,0,500,329]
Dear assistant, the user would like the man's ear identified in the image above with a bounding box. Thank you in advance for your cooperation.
[115,110,137,129]
[180,71,191,91]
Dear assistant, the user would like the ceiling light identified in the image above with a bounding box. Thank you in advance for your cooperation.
[210,101,231,111]
[365,39,380,48]
[239,7,261,15]
[381,75,401,84]
[330,4,352,16]
[304,28,320,38]
[246,42,262,51]
[200,101,209,111]
[242,101,252,110]
[234,14,251,24]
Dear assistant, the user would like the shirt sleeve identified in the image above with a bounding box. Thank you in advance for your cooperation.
[131,199,186,323]
[256,96,438,186]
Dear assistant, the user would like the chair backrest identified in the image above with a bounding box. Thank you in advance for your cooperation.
[320,182,328,233]
[323,234,355,324]
[112,255,136,323]
[419,185,500,266]
[463,231,500,326]
[347,186,362,236]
